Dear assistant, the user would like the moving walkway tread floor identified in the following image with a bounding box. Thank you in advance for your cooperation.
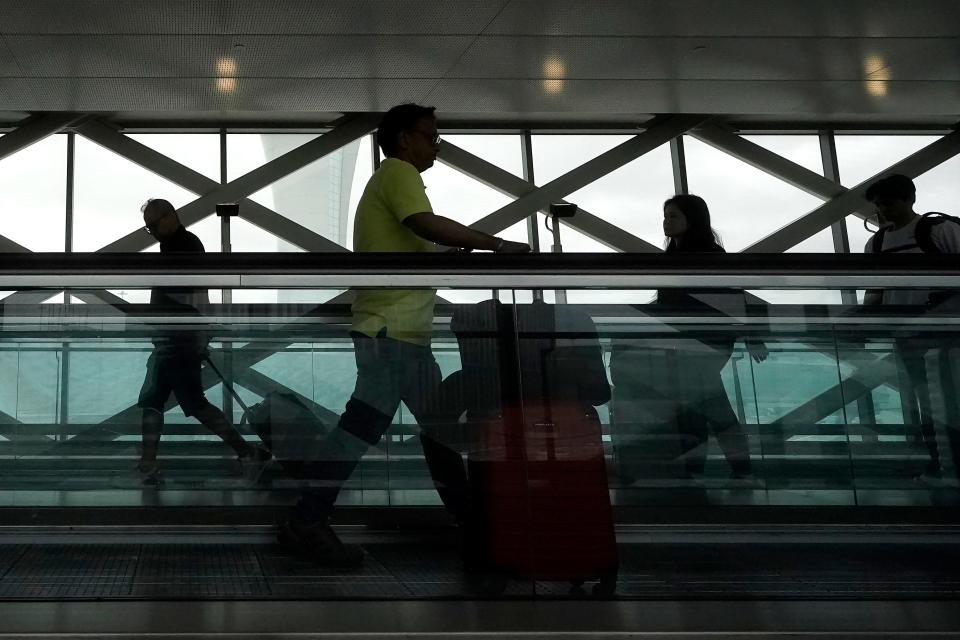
[0,537,958,600]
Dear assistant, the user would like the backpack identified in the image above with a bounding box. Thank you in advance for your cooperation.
[870,212,960,308]
[871,212,960,254]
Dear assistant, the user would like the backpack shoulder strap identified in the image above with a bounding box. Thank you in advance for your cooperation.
[871,226,888,253]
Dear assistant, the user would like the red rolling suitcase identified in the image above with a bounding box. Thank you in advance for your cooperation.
[456,300,618,594]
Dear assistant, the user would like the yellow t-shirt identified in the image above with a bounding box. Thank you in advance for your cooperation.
[351,158,437,345]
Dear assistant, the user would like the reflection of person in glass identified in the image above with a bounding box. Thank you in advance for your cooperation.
[136,199,269,486]
[659,195,766,480]
[278,104,530,567]
[862,174,960,483]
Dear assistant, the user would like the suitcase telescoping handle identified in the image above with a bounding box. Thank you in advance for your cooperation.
[204,355,250,415]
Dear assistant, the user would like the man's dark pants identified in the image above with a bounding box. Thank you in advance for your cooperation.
[291,330,469,525]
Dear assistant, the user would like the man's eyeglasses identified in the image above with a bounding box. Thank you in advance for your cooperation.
[410,129,442,147]
[144,211,172,235]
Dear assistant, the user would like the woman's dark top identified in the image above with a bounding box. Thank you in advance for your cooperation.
[655,240,737,360]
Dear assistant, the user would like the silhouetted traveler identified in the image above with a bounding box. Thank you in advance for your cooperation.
[863,174,960,482]
[279,104,530,567]
[136,199,269,486]
[612,195,765,483]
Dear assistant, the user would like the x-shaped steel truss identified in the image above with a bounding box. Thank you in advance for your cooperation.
[3,112,960,446]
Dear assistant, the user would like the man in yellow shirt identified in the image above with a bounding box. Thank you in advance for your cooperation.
[280,104,530,566]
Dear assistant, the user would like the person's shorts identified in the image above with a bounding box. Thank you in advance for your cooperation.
[136,351,211,417]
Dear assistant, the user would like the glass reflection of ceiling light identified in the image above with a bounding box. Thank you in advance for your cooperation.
[216,77,237,93]
[864,54,890,97]
[542,56,566,95]
[543,79,565,94]
[216,56,237,76]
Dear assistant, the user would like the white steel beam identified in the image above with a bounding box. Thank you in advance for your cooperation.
[144,112,378,250]
[746,127,960,253]
[239,204,347,253]
[466,115,707,240]
[0,112,85,162]
[77,119,357,253]
[693,123,848,201]
[669,136,688,195]
[0,120,132,305]
[439,140,660,252]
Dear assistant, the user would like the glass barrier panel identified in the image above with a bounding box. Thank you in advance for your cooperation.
[2,262,960,599]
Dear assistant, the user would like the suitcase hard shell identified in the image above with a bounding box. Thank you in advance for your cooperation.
[468,402,618,591]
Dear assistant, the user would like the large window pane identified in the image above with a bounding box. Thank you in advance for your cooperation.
[743,135,824,176]
[227,133,321,180]
[555,142,673,250]
[838,135,940,253]
[532,135,631,184]
[442,134,523,178]
[127,134,220,182]
[185,214,221,252]
[73,137,197,252]
[836,135,937,187]
[422,162,514,227]
[0,134,66,251]
[684,136,826,252]
[230,133,361,249]
[914,154,960,218]
[344,136,374,249]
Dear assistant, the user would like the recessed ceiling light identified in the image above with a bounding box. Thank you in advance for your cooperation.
[216,57,237,76]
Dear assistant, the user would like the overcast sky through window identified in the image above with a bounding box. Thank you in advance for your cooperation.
[1,130,958,305]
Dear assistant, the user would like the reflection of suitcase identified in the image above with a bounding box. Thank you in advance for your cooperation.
[468,402,617,593]
[454,300,617,594]
[207,357,329,479]
[243,391,329,462]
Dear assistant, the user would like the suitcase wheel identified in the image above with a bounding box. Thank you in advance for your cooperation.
[592,571,617,597]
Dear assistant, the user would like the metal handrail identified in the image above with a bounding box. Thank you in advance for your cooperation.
[1,252,960,289]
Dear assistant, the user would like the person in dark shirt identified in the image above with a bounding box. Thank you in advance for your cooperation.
[136,198,268,486]
[658,195,767,480]
[611,195,765,484]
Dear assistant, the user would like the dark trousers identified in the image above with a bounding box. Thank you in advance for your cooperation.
[611,346,752,479]
[676,391,752,478]
[292,331,469,524]
[896,339,940,471]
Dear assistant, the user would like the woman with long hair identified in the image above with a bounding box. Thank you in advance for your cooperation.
[658,194,766,480]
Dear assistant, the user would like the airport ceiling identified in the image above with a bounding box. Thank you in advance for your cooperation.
[0,0,958,128]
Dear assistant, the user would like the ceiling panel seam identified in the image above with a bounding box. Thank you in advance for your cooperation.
[424,0,513,103]
[0,31,39,106]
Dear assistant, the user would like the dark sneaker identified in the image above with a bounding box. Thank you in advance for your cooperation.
[277,521,364,568]
[239,446,273,485]
[138,462,163,487]
[458,511,489,574]
[915,465,944,485]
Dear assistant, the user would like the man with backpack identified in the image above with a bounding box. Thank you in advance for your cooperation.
[863,174,960,482]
